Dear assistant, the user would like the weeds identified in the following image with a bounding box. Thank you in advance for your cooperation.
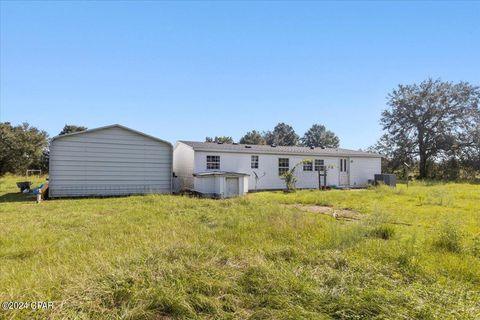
[433,222,463,253]
[471,235,480,258]
[396,235,419,270]
[369,224,396,240]
[0,176,479,319]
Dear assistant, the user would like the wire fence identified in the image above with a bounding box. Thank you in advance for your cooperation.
[50,184,170,197]
[26,169,42,176]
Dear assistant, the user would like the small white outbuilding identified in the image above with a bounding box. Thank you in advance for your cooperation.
[49,124,172,198]
[193,171,249,198]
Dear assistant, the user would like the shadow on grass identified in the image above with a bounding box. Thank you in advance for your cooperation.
[0,192,36,203]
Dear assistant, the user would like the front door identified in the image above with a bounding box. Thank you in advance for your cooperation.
[339,158,349,186]
[225,177,239,197]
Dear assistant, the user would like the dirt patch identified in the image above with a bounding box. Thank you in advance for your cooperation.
[285,204,415,226]
[284,204,361,221]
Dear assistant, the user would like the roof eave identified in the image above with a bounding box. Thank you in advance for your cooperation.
[51,124,173,147]
[190,147,382,158]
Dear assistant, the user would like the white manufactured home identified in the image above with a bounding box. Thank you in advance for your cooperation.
[49,124,173,198]
[174,141,382,196]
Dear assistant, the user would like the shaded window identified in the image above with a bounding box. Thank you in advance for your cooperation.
[278,158,289,176]
[303,160,312,171]
[314,159,325,171]
[206,155,220,170]
[251,155,259,169]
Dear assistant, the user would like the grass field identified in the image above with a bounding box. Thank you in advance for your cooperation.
[1,175,479,319]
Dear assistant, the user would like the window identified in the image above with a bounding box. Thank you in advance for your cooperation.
[278,158,289,176]
[206,155,220,170]
[251,155,259,169]
[314,159,325,171]
[303,160,312,171]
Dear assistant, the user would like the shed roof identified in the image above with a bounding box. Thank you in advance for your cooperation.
[178,141,381,158]
[193,171,250,177]
[51,124,173,147]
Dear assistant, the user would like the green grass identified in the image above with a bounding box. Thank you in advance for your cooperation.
[1,175,479,319]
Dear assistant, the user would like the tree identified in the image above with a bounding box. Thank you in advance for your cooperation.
[301,124,340,148]
[369,134,415,179]
[239,130,266,145]
[380,79,480,179]
[205,136,234,144]
[459,113,480,173]
[0,122,49,175]
[280,160,309,192]
[264,123,299,146]
[59,124,87,135]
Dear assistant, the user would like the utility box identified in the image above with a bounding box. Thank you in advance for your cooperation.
[374,174,396,187]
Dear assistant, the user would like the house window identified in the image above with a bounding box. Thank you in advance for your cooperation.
[303,160,312,171]
[314,159,325,171]
[206,155,220,170]
[251,155,259,169]
[278,158,289,176]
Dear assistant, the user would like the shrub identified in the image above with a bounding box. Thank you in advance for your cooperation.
[433,223,462,253]
[470,235,480,258]
[281,169,298,193]
[368,224,395,240]
[280,160,311,192]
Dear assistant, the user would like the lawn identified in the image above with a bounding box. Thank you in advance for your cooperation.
[0,175,479,319]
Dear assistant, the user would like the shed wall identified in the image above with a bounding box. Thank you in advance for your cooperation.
[49,126,172,197]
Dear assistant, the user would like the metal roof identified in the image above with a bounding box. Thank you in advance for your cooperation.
[51,124,173,147]
[178,141,381,158]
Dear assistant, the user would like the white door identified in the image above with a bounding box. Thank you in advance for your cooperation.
[225,177,239,197]
[339,158,349,186]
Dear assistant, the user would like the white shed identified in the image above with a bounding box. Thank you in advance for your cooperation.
[49,124,172,197]
[193,171,249,198]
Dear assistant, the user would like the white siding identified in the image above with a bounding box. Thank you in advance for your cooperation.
[194,151,344,190]
[194,176,221,196]
[349,157,381,186]
[49,126,172,197]
[193,175,248,198]
[173,142,382,191]
[173,142,195,190]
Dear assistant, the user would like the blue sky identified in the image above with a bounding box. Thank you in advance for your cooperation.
[1,1,479,149]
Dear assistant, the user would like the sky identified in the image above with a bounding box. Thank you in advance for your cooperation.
[1,1,479,149]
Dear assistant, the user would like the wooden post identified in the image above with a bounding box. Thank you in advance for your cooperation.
[324,166,327,188]
[317,165,327,190]
[318,168,322,190]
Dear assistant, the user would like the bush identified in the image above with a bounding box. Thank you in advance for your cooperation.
[433,223,462,253]
[368,224,395,240]
[470,235,480,258]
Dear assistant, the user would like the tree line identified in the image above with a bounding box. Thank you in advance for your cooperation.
[0,124,86,176]
[205,123,340,148]
[1,79,479,180]
[207,79,479,180]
